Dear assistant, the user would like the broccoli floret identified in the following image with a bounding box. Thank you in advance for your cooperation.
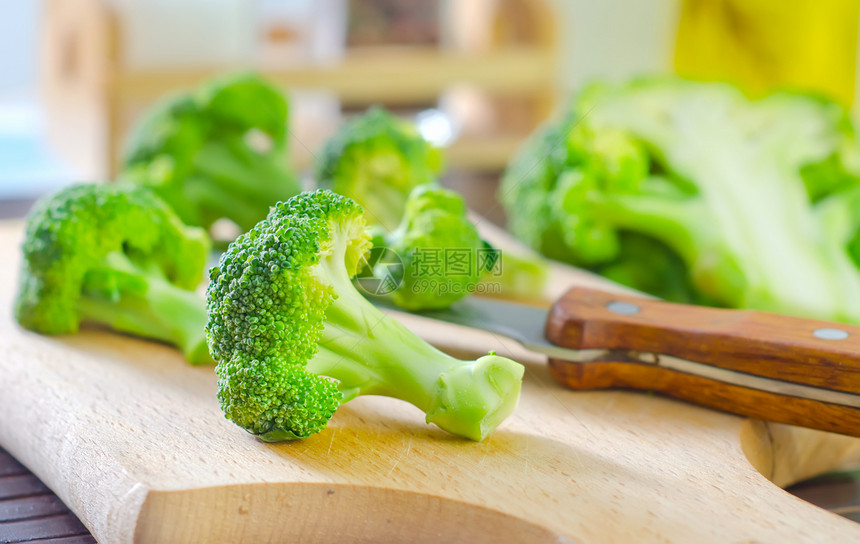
[364,183,549,311]
[315,107,549,305]
[501,77,860,322]
[206,190,524,441]
[351,182,549,309]
[313,106,443,231]
[121,73,301,235]
[370,184,484,310]
[15,183,213,364]
[363,184,550,309]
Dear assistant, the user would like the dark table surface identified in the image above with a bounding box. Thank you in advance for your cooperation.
[0,447,96,543]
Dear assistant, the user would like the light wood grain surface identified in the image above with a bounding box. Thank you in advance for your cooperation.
[1,221,860,543]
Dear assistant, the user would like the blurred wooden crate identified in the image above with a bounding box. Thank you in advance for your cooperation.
[41,0,559,179]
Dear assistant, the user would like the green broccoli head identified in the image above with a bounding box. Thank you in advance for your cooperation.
[359,182,549,309]
[501,100,655,266]
[15,183,213,364]
[121,73,301,235]
[313,106,443,231]
[206,190,523,441]
[501,77,860,322]
[375,184,484,310]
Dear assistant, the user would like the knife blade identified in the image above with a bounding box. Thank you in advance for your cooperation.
[379,287,860,437]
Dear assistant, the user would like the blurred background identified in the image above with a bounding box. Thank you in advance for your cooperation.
[4,0,858,221]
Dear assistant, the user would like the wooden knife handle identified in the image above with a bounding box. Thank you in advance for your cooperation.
[545,287,860,437]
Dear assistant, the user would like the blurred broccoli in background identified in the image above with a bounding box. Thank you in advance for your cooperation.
[313,106,444,231]
[120,73,301,237]
[501,77,860,323]
[15,183,213,365]
[315,106,549,308]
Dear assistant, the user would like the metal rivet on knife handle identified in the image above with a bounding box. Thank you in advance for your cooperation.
[606,301,641,315]
[813,328,849,340]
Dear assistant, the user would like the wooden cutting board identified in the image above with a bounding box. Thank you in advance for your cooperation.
[2,221,860,544]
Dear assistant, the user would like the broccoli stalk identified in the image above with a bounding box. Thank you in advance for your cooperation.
[206,190,524,441]
[15,183,214,365]
[77,251,211,363]
[301,252,520,441]
[502,78,860,322]
[479,242,550,303]
[121,73,301,235]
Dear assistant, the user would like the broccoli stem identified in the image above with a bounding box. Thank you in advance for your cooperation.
[78,253,212,365]
[307,258,523,441]
[816,184,860,244]
[183,174,269,234]
[194,139,298,200]
[584,95,860,323]
[479,250,549,303]
[187,140,300,232]
[354,182,412,231]
[594,172,860,323]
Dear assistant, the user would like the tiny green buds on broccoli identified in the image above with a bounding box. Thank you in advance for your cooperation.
[206,190,524,441]
[15,183,213,365]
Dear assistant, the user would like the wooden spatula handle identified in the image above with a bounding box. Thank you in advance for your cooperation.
[545,287,860,437]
